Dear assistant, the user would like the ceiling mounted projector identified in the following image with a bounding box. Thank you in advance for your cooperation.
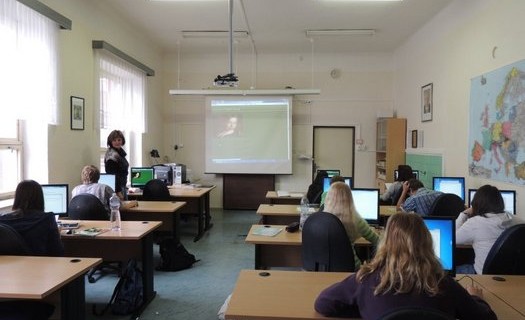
[214,73,239,87]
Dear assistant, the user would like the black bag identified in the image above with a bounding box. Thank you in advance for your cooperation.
[93,259,143,316]
[157,238,199,271]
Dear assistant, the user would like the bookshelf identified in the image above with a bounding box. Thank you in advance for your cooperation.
[376,118,407,193]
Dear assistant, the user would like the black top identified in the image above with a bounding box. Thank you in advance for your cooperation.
[104,147,129,194]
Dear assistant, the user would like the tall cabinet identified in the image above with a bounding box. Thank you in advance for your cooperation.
[376,118,407,193]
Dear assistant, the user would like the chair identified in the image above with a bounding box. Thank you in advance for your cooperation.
[68,193,109,220]
[68,193,120,283]
[143,179,171,201]
[379,307,454,320]
[302,211,355,272]
[0,223,30,255]
[428,193,465,218]
[482,224,525,275]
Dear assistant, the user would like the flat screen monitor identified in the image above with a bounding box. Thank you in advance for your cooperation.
[422,216,456,276]
[130,167,154,188]
[41,184,69,217]
[432,177,465,201]
[394,169,419,180]
[351,188,380,225]
[99,173,116,190]
[468,189,516,215]
[320,169,341,178]
[322,177,353,192]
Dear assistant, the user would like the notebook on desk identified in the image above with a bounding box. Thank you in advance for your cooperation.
[276,190,290,197]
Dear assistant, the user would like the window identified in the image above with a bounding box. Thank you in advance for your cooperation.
[95,50,146,172]
[0,0,59,206]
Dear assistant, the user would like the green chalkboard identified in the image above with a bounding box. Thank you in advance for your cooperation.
[406,153,442,189]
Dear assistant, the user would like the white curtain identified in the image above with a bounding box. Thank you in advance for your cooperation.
[0,0,58,124]
[95,50,146,134]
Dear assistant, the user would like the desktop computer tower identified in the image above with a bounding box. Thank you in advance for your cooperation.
[169,164,186,185]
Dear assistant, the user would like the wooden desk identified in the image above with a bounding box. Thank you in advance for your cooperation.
[380,205,399,217]
[226,270,525,320]
[128,186,215,241]
[245,224,379,269]
[468,275,525,317]
[0,255,101,320]
[121,200,186,241]
[256,204,300,225]
[265,191,303,205]
[61,220,161,316]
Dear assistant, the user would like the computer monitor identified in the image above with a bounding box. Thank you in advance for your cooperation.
[130,167,155,188]
[468,188,516,215]
[99,173,116,190]
[41,184,69,217]
[394,169,419,180]
[319,169,341,178]
[322,177,353,192]
[432,177,466,201]
[422,216,456,276]
[351,188,380,225]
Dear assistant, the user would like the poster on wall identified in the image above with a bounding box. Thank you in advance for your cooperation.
[468,59,525,185]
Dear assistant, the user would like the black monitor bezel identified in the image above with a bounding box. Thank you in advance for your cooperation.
[351,187,380,225]
[432,176,466,201]
[468,188,516,215]
[422,215,456,277]
[318,169,341,178]
[322,176,354,192]
[394,169,419,181]
[41,183,69,217]
[130,166,155,188]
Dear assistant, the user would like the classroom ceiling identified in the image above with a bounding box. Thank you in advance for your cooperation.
[103,0,453,55]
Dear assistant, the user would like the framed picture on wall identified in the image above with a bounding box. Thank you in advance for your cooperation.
[70,96,85,130]
[411,130,418,148]
[421,83,433,122]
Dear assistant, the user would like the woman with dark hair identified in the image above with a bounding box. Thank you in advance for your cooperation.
[0,180,63,256]
[104,130,129,199]
[380,164,413,205]
[456,184,515,274]
[315,213,496,319]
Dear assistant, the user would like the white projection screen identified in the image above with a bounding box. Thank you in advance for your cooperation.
[205,96,293,174]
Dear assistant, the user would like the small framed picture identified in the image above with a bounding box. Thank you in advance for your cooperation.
[70,96,85,130]
[411,130,418,148]
[421,83,433,122]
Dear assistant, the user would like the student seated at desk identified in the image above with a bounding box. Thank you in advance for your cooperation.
[323,182,379,269]
[397,179,442,215]
[0,180,63,256]
[315,213,496,320]
[456,184,517,274]
[319,175,346,209]
[72,165,137,214]
[380,164,413,205]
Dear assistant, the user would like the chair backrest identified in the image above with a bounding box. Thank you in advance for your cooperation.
[68,193,109,220]
[379,307,454,320]
[482,223,525,275]
[429,193,465,218]
[0,223,30,255]
[302,211,355,272]
[142,179,171,201]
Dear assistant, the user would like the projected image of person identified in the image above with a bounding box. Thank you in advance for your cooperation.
[217,115,240,138]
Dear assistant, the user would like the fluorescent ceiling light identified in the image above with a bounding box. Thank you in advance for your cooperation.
[306,29,376,37]
[182,30,249,39]
[169,89,321,96]
[320,0,402,2]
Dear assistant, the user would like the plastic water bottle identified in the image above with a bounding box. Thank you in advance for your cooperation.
[299,196,310,230]
[109,193,121,231]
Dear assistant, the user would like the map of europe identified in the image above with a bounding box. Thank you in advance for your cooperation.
[469,59,525,184]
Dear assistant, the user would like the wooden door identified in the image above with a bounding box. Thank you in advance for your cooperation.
[313,126,355,181]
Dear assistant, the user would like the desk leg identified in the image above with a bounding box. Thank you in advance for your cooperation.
[133,233,156,318]
[204,193,213,232]
[61,274,85,320]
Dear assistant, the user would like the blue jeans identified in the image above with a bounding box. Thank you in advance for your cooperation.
[456,263,476,274]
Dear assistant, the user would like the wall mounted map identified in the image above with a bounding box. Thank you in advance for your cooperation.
[469,59,525,184]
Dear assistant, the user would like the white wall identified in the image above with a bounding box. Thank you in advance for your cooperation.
[40,0,164,189]
[394,0,525,216]
[163,52,396,207]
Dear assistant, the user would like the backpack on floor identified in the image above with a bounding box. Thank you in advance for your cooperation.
[157,238,199,271]
[93,259,143,316]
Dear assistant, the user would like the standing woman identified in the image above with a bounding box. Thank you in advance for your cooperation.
[104,130,129,200]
